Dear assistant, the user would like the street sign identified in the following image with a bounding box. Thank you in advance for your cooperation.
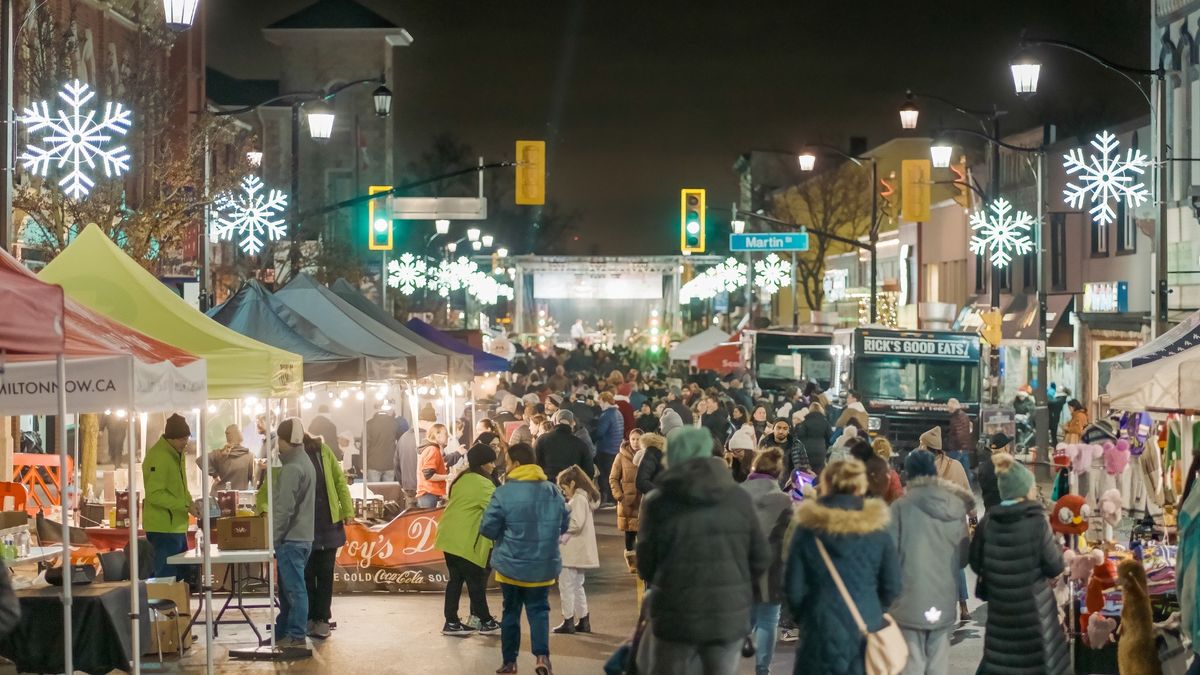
[729,232,809,252]
[388,196,488,220]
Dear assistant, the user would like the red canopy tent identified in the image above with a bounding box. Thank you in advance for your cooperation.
[690,332,743,375]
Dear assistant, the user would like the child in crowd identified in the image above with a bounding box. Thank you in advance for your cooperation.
[553,465,600,635]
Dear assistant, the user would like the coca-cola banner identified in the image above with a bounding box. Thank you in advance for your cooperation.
[334,507,451,592]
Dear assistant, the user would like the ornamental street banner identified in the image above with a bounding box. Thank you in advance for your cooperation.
[334,507,452,592]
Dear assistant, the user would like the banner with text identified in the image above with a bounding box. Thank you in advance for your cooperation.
[334,507,452,592]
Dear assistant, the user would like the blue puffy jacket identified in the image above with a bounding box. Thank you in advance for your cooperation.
[479,465,569,584]
[592,406,624,456]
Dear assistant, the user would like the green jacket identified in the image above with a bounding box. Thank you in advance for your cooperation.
[434,471,496,568]
[256,443,354,524]
[143,437,192,533]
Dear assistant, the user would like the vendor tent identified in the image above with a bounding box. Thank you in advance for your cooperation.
[329,278,474,381]
[403,317,510,374]
[0,263,63,354]
[1104,309,1200,410]
[669,326,730,362]
[690,333,742,374]
[1105,309,1200,368]
[38,225,301,399]
[208,281,408,382]
[274,274,447,378]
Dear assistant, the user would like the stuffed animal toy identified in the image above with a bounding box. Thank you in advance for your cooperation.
[1117,557,1164,675]
[1103,441,1130,476]
[1051,494,1091,536]
[1071,443,1103,475]
[1064,548,1103,583]
[1099,489,1123,529]
[1082,555,1118,634]
[1086,612,1117,649]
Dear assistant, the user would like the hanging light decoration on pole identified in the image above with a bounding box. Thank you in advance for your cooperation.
[1010,51,1042,96]
[898,92,919,130]
[797,148,817,172]
[162,0,200,31]
[447,242,458,253]
[306,100,335,140]
[373,85,393,117]
[930,135,954,169]
[497,247,509,258]
[246,149,263,167]
[731,218,745,234]
[435,219,450,235]
[481,234,494,248]
[467,227,481,242]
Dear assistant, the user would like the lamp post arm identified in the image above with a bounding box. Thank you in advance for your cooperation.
[930,179,989,202]
[939,127,1044,154]
[908,90,999,121]
[211,76,386,117]
[730,208,870,252]
[1021,36,1157,108]
[802,142,865,167]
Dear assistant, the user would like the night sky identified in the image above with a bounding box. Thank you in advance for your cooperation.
[207,1,1149,255]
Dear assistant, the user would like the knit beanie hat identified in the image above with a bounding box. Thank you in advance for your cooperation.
[467,443,498,469]
[163,413,190,440]
[659,408,683,437]
[276,417,304,445]
[728,426,755,451]
[418,403,438,422]
[666,427,712,467]
[919,426,942,451]
[993,452,1035,501]
[904,449,938,479]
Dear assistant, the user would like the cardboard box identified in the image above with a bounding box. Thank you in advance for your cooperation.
[146,578,191,616]
[216,515,267,550]
[144,611,191,655]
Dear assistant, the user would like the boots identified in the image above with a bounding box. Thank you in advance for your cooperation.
[574,614,591,633]
[623,550,637,574]
[552,617,575,634]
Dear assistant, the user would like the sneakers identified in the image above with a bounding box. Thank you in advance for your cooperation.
[551,618,575,634]
[478,618,501,635]
[779,628,799,643]
[535,655,553,675]
[623,551,637,574]
[442,620,475,636]
[308,620,331,639]
[275,636,309,650]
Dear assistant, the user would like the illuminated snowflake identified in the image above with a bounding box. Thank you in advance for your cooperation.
[430,257,479,296]
[969,198,1035,268]
[18,79,132,200]
[679,274,718,303]
[753,253,790,295]
[467,273,514,305]
[386,253,428,295]
[706,257,748,292]
[211,175,289,255]
[1062,130,1150,226]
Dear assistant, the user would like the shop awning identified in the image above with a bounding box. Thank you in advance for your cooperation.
[690,333,742,374]
[403,318,511,375]
[669,326,730,361]
[1005,294,1074,344]
[1103,308,1200,368]
[1107,346,1200,412]
[38,225,300,399]
[208,281,408,383]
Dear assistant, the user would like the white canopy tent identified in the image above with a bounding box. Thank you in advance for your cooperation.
[1106,347,1200,412]
[668,326,730,362]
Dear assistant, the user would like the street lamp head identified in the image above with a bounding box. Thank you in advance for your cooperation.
[466,227,481,242]
[481,234,494,247]
[162,0,200,31]
[1010,51,1041,96]
[899,92,919,130]
[246,150,263,167]
[797,148,817,172]
[731,219,746,234]
[497,247,509,258]
[447,242,458,253]
[373,85,393,118]
[471,240,483,251]
[435,219,450,235]
[306,100,335,141]
[930,136,954,169]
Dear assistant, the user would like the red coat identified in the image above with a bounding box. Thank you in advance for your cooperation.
[616,399,636,440]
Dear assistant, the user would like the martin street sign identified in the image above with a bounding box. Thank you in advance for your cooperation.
[729,232,809,252]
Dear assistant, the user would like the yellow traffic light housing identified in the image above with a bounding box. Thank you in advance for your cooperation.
[515,140,545,205]
[368,185,393,251]
[680,188,705,253]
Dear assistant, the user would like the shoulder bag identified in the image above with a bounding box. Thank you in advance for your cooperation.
[814,538,908,675]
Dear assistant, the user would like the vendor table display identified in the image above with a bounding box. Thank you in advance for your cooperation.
[168,546,274,642]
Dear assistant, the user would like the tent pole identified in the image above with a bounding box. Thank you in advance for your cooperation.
[361,381,369,492]
[266,398,276,651]
[127,414,140,673]
[56,355,72,675]
[198,407,213,675]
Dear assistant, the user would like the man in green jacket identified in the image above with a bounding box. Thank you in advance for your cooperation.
[143,413,194,579]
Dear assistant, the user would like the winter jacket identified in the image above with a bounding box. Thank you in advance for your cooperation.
[609,443,641,532]
[635,412,659,433]
[947,409,973,453]
[760,433,810,487]
[701,410,730,446]
[635,444,665,495]
[208,444,255,490]
[615,398,637,441]
[835,402,869,430]
[308,415,339,451]
[479,464,569,585]
[305,442,348,550]
[977,451,1002,510]
[1063,409,1088,443]
[935,452,971,493]
[637,456,770,645]
[273,444,316,546]
[416,443,449,500]
[666,398,694,425]
[393,428,418,490]
[436,471,497,568]
[592,406,624,456]
[786,494,901,675]
[366,412,400,473]
[1013,396,1035,417]
[560,490,599,569]
[793,413,832,473]
[887,477,971,632]
[573,426,595,457]
[969,500,1069,675]
[741,473,793,603]
[1178,483,1200,649]
[143,437,192,534]
[255,443,352,526]
[535,424,594,484]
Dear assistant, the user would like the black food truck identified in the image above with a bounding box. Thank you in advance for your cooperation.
[742,330,833,406]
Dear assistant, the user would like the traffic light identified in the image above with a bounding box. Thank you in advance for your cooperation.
[515,140,545,205]
[368,185,393,251]
[680,188,705,253]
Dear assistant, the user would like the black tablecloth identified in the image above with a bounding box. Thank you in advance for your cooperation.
[0,582,151,674]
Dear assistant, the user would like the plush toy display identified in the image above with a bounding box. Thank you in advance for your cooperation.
[1116,558,1163,675]
[1086,612,1117,649]
[1051,494,1091,536]
[1063,548,1103,583]
[1102,440,1131,476]
[1099,489,1123,530]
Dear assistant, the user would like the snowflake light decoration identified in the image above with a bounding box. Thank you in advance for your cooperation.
[386,253,429,295]
[211,175,289,255]
[468,273,514,305]
[429,257,480,297]
[1062,130,1150,226]
[19,79,132,200]
[707,257,748,292]
[969,198,1035,268]
[753,253,790,296]
[679,274,718,303]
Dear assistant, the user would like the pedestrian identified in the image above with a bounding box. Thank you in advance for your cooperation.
[301,431,353,640]
[365,403,400,482]
[553,465,600,635]
[835,392,869,429]
[269,418,317,651]
[416,423,451,508]
[614,393,637,441]
[308,405,339,454]
[592,392,624,505]
[970,452,1068,674]
[945,398,973,485]
[888,449,972,674]
[635,432,666,496]
[849,438,895,504]
[665,386,694,425]
[784,459,902,675]
[636,427,770,675]
[827,423,860,464]
[659,406,683,438]
[535,410,594,486]
[207,424,255,491]
[435,443,501,636]
[609,438,641,573]
[1175,454,1200,669]
[635,401,660,433]
[976,432,1009,511]
[793,402,831,478]
[751,405,771,440]
[740,448,793,675]
[1062,399,1088,444]
[143,413,194,579]
[1048,386,1069,445]
[920,426,970,493]
[725,416,757,483]
[494,394,521,425]
[480,443,569,675]
[872,437,904,503]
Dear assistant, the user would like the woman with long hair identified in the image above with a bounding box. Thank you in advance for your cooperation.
[434,444,501,635]
[553,465,601,634]
[609,436,642,573]
[416,423,451,509]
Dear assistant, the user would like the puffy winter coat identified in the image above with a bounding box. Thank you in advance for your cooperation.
[969,499,1069,675]
[609,443,640,531]
[479,464,569,584]
[977,451,1002,510]
[143,438,192,534]
[760,433,809,487]
[793,413,832,473]
[592,406,624,456]
[947,409,973,453]
[786,494,901,675]
[637,456,770,645]
[615,398,637,441]
[741,474,793,603]
[435,470,496,568]
[535,424,594,484]
[887,477,971,632]
[635,442,665,496]
[560,490,599,569]
[1178,483,1200,649]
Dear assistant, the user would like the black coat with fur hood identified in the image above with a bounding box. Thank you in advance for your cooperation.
[785,494,902,675]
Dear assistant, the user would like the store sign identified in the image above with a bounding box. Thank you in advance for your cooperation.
[859,331,980,361]
[334,508,452,592]
[1083,281,1128,313]
[823,268,849,302]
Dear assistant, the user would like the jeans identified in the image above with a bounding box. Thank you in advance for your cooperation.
[642,636,742,675]
[500,583,550,664]
[946,450,972,487]
[751,602,781,675]
[145,531,189,580]
[444,552,492,623]
[955,567,968,602]
[558,567,588,619]
[900,626,951,675]
[596,453,616,502]
[416,493,440,508]
[275,540,313,641]
[304,547,337,623]
[365,469,395,483]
